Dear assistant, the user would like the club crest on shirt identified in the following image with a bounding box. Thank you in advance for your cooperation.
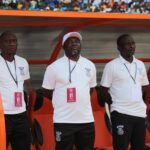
[117,125,124,135]
[18,67,25,75]
[85,68,91,77]
[137,68,142,75]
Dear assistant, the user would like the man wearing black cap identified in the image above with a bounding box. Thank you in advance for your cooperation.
[42,32,97,150]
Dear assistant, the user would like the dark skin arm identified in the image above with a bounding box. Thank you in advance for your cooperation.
[90,87,95,96]
[99,86,112,105]
[142,85,149,102]
[24,79,33,107]
[24,79,33,94]
[42,88,53,101]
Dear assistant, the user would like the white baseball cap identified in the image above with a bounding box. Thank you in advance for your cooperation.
[62,32,82,46]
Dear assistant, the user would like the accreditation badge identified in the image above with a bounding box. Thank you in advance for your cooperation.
[14,92,22,107]
[67,88,76,103]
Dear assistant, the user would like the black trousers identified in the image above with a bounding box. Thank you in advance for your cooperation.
[111,111,146,150]
[54,122,95,150]
[5,112,31,150]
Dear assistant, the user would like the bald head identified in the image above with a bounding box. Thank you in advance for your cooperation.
[0,31,18,61]
[117,34,135,63]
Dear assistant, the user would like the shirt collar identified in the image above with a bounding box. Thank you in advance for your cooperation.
[63,54,81,63]
[119,55,137,64]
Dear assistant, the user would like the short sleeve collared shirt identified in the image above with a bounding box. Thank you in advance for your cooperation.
[100,55,149,117]
[42,55,97,123]
[0,55,30,114]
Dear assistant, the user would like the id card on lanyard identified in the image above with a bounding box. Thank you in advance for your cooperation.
[14,92,22,107]
[67,88,76,103]
[67,59,77,103]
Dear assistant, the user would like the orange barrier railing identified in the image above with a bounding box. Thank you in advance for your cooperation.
[0,10,150,20]
[0,94,6,150]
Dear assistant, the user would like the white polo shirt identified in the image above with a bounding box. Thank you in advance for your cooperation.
[0,55,30,114]
[42,55,97,123]
[100,55,149,118]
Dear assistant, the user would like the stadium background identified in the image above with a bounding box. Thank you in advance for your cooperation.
[0,6,150,150]
[0,10,149,88]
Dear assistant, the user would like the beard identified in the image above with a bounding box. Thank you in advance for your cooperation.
[71,49,80,56]
[65,49,80,59]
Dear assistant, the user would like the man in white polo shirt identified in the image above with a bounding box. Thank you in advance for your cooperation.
[100,34,149,150]
[0,31,32,150]
[42,32,97,150]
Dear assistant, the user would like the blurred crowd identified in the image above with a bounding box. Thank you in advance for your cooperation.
[0,0,150,13]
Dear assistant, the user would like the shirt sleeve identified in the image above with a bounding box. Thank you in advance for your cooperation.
[42,65,56,90]
[141,63,149,86]
[89,64,97,88]
[100,63,113,88]
[23,60,30,80]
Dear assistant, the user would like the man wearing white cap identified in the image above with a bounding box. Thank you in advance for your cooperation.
[42,32,97,150]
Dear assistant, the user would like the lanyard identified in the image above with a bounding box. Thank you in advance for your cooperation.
[68,59,77,83]
[5,59,18,86]
[124,63,137,84]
